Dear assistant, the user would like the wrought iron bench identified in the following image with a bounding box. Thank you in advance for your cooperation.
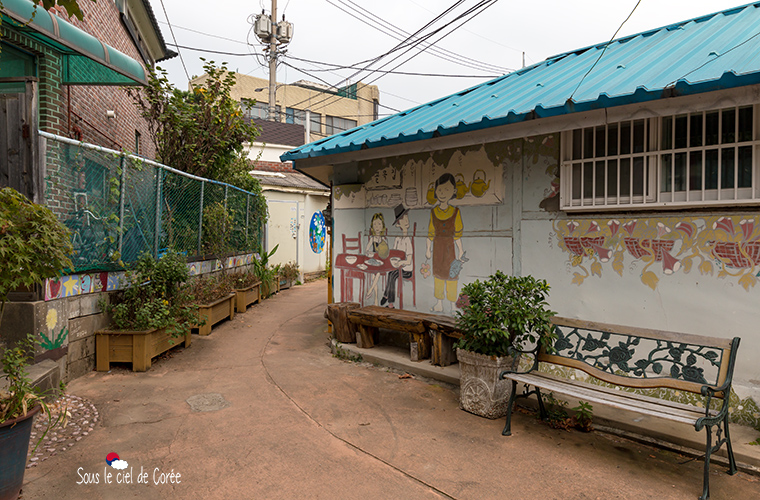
[499,317,741,500]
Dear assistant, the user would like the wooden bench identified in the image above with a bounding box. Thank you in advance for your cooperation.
[346,306,464,365]
[499,316,740,500]
[347,306,431,359]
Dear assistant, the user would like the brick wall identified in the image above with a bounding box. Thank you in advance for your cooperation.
[0,28,66,136]
[56,2,156,159]
[254,161,295,172]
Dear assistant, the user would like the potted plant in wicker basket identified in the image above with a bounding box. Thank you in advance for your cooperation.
[455,271,556,419]
[0,187,72,500]
[96,251,197,372]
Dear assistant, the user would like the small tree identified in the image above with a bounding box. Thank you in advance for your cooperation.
[0,188,73,327]
[202,201,234,267]
[129,60,260,181]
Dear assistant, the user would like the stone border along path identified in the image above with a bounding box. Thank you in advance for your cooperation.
[26,394,98,468]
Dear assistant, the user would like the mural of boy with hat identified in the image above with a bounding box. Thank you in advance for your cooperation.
[381,204,414,308]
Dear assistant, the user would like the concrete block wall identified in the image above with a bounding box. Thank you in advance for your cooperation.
[1,292,108,383]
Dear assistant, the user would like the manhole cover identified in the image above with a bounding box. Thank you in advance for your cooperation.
[186,393,231,412]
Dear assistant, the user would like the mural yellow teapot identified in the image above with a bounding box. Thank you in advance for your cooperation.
[471,169,490,198]
[455,174,470,199]
[426,182,436,205]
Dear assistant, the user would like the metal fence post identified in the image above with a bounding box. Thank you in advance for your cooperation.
[224,184,228,210]
[154,168,163,258]
[117,155,127,257]
[198,180,205,255]
[245,193,250,245]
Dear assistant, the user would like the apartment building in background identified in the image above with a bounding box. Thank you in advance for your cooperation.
[192,72,380,145]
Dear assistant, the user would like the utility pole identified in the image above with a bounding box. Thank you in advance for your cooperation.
[268,0,277,122]
[253,2,292,122]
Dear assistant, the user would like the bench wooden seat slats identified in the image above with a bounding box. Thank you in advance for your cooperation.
[500,316,741,500]
[508,372,718,426]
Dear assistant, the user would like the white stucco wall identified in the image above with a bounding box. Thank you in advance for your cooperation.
[264,189,329,277]
[328,85,760,406]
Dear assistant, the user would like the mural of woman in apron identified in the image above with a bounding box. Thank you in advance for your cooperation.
[425,173,464,313]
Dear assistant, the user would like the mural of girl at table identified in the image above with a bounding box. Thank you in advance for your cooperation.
[365,212,389,304]
[425,173,466,313]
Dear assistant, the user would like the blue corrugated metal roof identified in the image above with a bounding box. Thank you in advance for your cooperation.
[282,2,760,162]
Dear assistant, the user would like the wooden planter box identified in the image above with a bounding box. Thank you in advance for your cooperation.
[235,281,261,313]
[261,278,279,298]
[195,293,236,336]
[95,327,191,372]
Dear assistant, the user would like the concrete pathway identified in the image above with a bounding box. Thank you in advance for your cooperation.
[20,280,760,499]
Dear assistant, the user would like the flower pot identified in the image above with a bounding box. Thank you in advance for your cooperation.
[95,327,191,372]
[235,281,261,313]
[456,348,520,419]
[0,405,41,500]
[194,293,236,336]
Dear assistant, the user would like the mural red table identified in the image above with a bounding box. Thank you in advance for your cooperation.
[335,250,405,305]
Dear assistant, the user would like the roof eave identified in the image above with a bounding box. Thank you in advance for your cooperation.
[282,70,760,163]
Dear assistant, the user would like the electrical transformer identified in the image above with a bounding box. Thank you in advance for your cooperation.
[254,14,272,41]
[276,20,293,44]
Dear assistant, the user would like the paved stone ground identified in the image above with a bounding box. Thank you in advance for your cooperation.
[18,280,760,500]
[26,394,98,469]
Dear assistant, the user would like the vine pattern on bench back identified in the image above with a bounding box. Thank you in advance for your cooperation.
[552,326,723,386]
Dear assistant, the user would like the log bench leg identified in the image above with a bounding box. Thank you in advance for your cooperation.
[431,330,457,366]
[356,324,377,348]
[409,331,431,361]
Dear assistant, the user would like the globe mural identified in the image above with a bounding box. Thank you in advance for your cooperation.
[309,212,326,253]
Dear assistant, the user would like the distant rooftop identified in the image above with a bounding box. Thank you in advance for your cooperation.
[249,169,328,191]
[250,118,305,147]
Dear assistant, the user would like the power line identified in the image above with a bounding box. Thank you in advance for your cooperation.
[407,0,524,55]
[665,28,760,88]
[569,0,643,101]
[157,0,190,82]
[284,0,481,112]
[325,0,510,74]
[279,60,402,112]
[286,54,500,77]
[364,0,501,87]
[156,20,250,46]
[165,43,500,78]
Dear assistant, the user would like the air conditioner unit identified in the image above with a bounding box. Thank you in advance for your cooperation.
[276,21,293,43]
[254,14,272,40]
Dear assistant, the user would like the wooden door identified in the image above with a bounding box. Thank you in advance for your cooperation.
[0,78,38,201]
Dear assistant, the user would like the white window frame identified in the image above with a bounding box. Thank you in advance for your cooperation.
[560,104,760,211]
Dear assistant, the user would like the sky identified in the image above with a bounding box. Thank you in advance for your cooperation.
[154,0,751,117]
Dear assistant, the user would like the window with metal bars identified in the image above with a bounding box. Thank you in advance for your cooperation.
[560,105,759,210]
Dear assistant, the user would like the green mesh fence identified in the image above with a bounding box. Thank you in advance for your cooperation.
[41,133,264,273]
